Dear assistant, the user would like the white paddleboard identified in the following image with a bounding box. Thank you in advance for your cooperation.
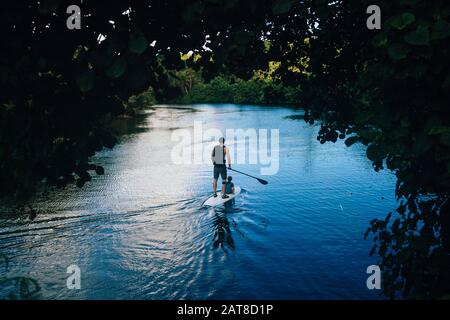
[202,186,241,207]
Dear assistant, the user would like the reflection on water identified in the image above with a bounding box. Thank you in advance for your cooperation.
[211,201,239,251]
[0,104,397,299]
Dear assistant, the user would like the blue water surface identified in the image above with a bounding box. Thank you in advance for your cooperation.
[0,104,397,299]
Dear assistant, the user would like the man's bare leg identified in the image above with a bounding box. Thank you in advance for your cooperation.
[213,179,218,196]
[221,181,226,196]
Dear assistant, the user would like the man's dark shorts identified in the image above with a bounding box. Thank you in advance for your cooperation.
[213,165,227,181]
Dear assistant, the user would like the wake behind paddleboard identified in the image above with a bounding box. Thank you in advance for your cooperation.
[202,186,241,207]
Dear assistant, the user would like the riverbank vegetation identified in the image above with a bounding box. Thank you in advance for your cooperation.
[0,0,449,299]
[129,68,301,106]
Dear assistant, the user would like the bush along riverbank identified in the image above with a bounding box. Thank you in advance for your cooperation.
[127,67,303,107]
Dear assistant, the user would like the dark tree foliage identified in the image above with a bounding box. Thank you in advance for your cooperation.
[270,0,450,299]
[0,0,449,298]
[0,0,275,198]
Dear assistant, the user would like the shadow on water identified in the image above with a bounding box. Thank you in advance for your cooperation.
[110,111,150,135]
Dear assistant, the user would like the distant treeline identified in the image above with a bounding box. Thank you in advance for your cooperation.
[179,75,301,105]
[127,68,301,108]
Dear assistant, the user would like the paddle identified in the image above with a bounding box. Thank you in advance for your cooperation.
[228,168,268,185]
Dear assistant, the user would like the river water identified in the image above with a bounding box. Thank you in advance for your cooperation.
[0,104,397,299]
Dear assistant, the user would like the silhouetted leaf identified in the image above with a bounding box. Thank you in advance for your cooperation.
[431,20,450,40]
[183,1,203,23]
[76,179,85,188]
[345,136,359,147]
[388,43,410,60]
[129,35,148,55]
[372,33,388,48]
[404,25,430,45]
[370,244,377,256]
[390,12,415,30]
[95,166,104,175]
[106,58,127,78]
[76,71,95,93]
[427,126,450,135]
[272,0,295,15]
[364,227,371,240]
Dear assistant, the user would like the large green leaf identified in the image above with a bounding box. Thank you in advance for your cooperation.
[404,25,430,45]
[390,13,415,30]
[372,33,388,48]
[427,126,450,135]
[431,20,450,40]
[106,58,127,78]
[388,43,410,60]
[76,70,95,93]
[183,1,203,23]
[129,35,148,55]
[272,0,294,15]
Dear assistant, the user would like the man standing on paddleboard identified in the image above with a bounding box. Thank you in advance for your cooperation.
[211,137,231,199]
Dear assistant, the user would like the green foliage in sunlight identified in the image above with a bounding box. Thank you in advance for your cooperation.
[172,68,204,96]
[173,73,300,105]
[128,88,156,110]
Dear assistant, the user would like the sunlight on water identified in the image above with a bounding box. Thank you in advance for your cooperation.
[0,104,396,299]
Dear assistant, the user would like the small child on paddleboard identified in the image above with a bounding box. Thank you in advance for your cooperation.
[225,176,235,194]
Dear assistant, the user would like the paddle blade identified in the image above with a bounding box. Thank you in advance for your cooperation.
[257,178,268,185]
[229,168,268,185]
